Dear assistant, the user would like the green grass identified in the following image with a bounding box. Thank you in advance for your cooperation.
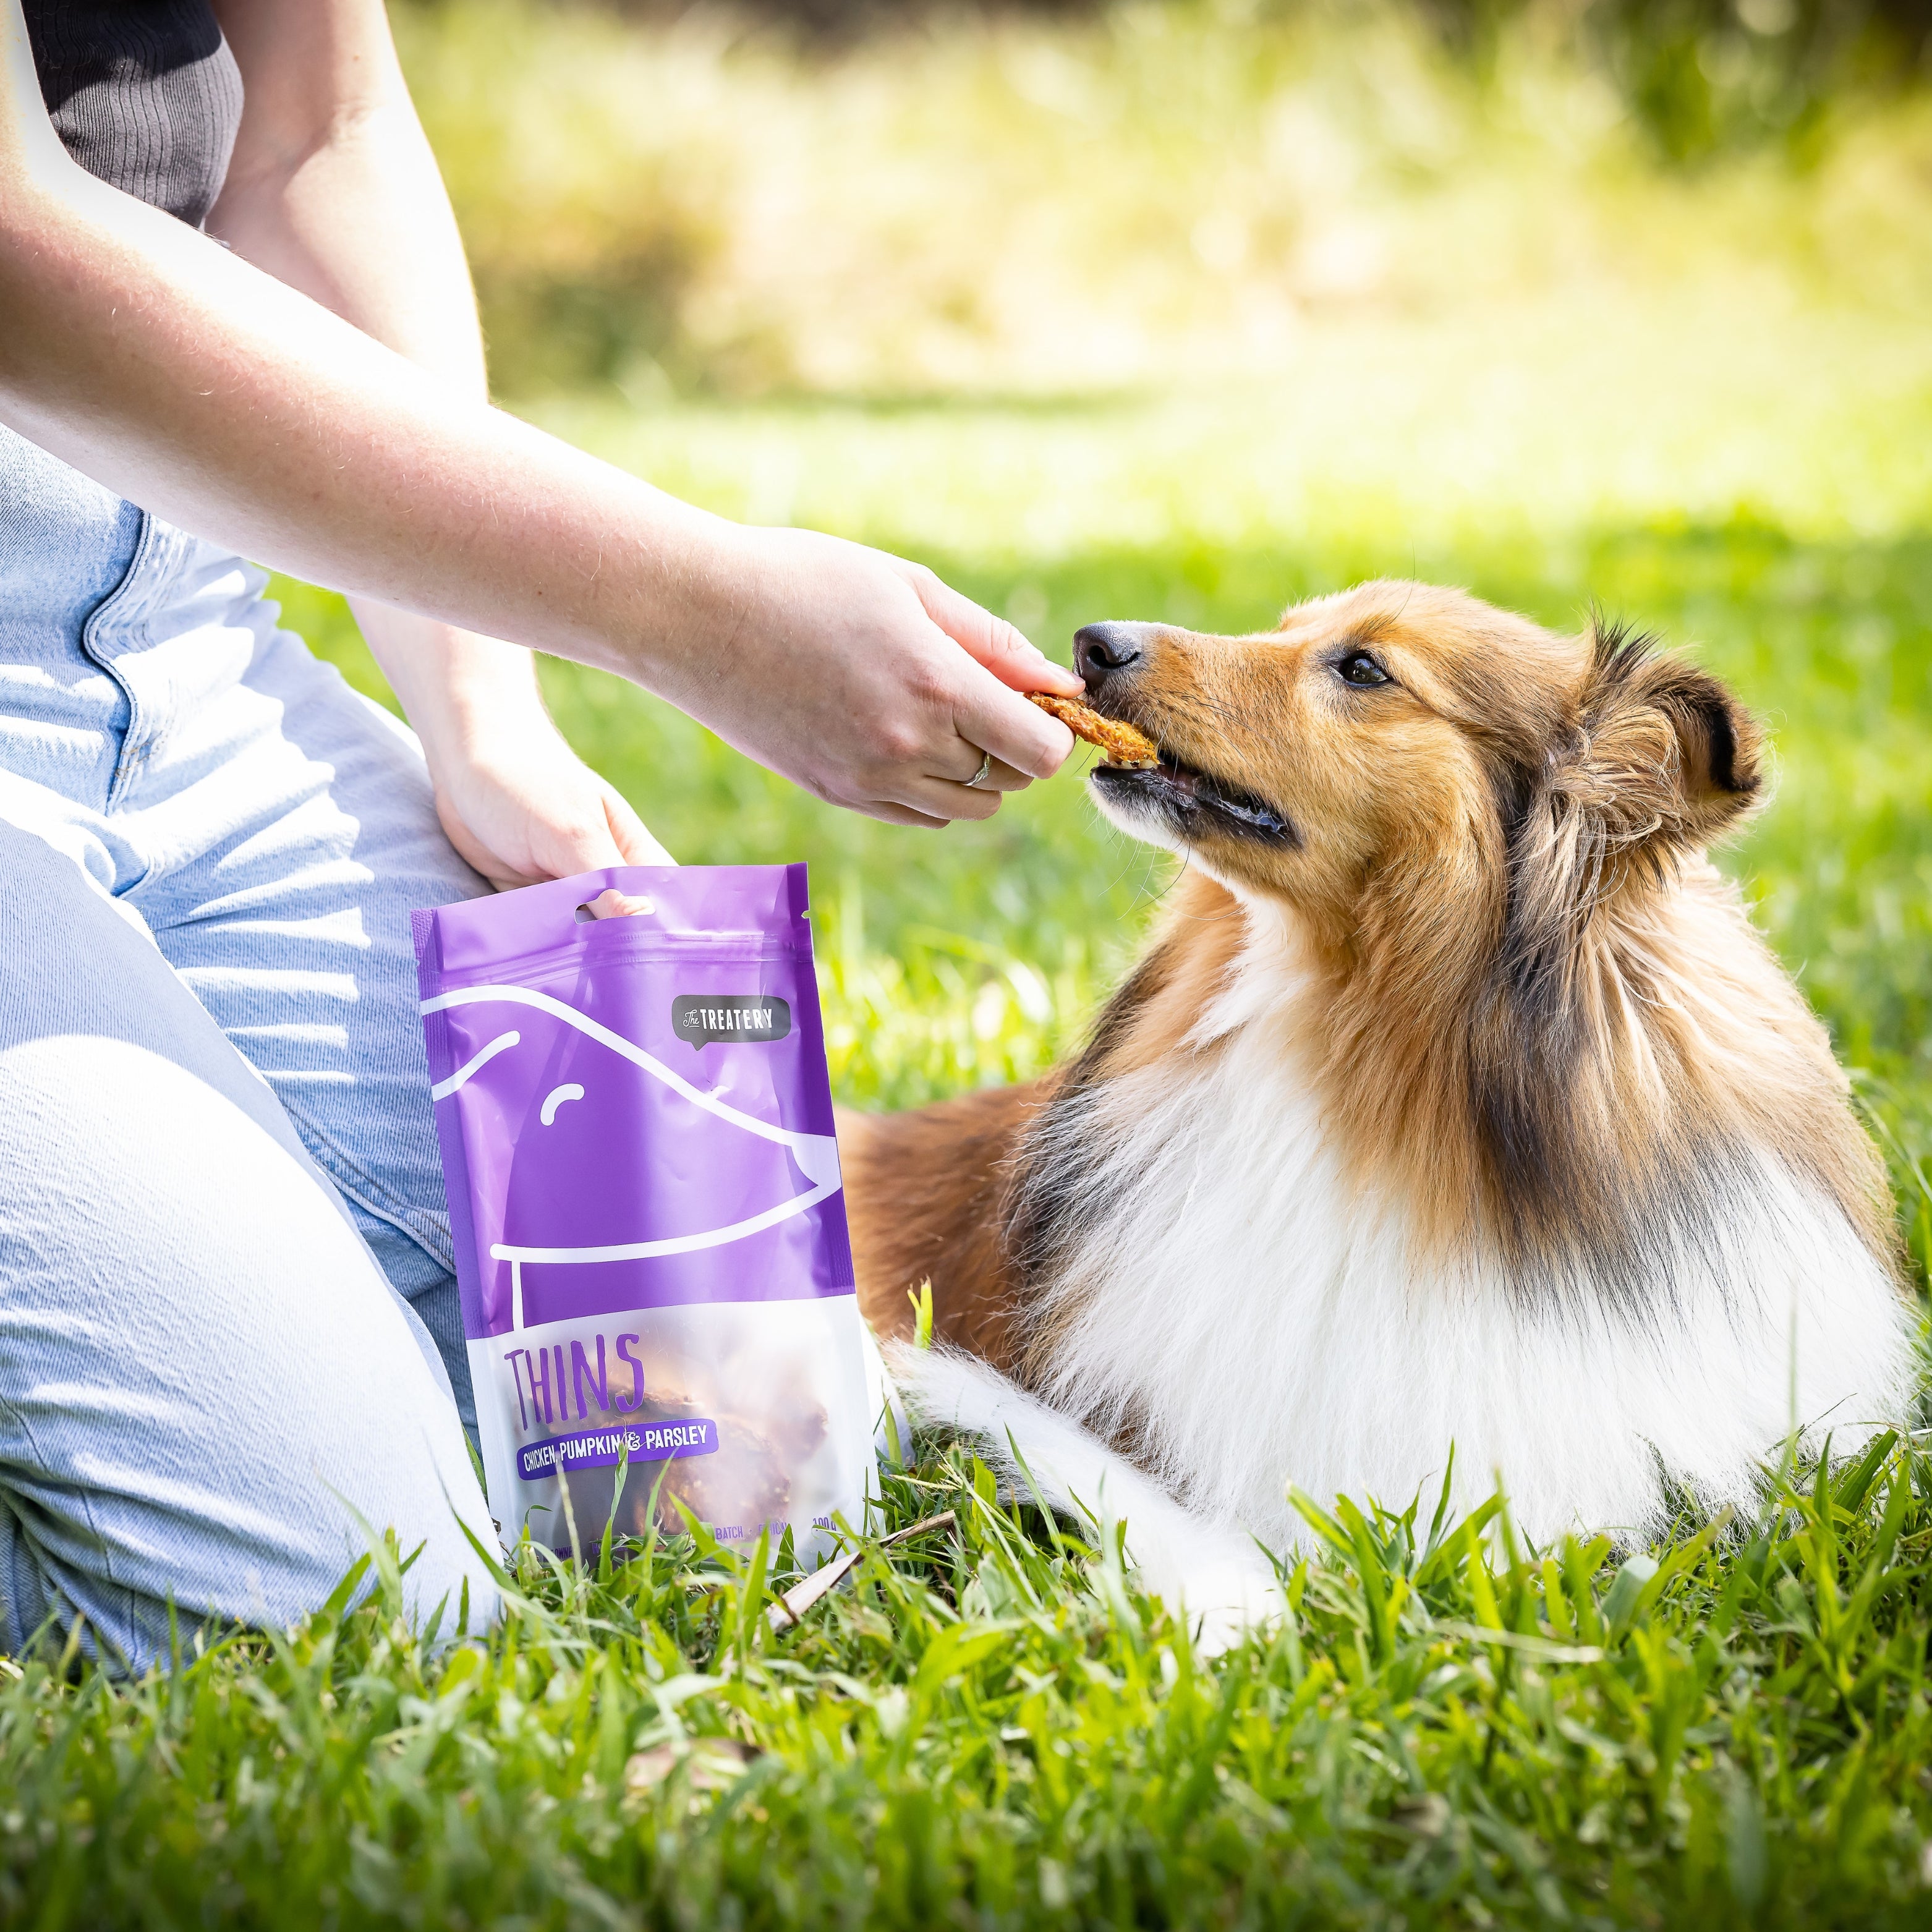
[12,1431,1932,1926]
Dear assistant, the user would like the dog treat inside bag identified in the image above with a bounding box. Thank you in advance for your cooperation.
[413,864,874,1560]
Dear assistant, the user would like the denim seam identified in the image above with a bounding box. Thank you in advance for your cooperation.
[76,511,181,817]
[283,1108,459,1274]
[77,514,154,811]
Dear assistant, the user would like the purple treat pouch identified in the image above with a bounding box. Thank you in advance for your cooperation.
[413,864,875,1561]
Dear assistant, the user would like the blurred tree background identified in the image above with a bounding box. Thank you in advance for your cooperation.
[394,0,1931,401]
[291,0,1932,1240]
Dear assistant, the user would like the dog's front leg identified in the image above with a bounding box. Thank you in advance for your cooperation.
[888,1341,1282,1655]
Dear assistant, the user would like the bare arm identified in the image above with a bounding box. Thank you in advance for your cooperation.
[208,0,665,879]
[0,0,1077,836]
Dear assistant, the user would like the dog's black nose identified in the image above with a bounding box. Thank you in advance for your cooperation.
[1074,622,1147,683]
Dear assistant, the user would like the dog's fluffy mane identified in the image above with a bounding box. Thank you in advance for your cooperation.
[843,588,1915,1611]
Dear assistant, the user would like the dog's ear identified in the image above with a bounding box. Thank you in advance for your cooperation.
[1500,624,1762,994]
[1549,621,1763,861]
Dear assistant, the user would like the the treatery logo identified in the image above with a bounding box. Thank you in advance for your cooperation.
[671,994,792,1049]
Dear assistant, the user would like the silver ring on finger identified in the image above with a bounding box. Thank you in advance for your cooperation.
[963,749,994,789]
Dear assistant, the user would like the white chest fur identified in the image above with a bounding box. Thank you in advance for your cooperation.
[1023,966,1914,1552]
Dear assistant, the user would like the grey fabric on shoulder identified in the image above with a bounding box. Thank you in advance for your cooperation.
[24,0,243,228]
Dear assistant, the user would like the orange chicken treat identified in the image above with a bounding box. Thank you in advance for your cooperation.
[1028,692,1159,767]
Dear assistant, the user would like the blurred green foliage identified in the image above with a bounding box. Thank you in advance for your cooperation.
[1438,0,1931,160]
[580,0,1932,165]
[402,0,1932,404]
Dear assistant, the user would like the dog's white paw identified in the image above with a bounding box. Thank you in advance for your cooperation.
[883,1341,1284,1654]
[1136,1530,1283,1657]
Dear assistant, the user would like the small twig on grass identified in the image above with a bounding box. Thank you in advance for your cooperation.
[767,1512,956,1631]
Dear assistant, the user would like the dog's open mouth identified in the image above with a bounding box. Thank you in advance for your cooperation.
[1091,753,1297,847]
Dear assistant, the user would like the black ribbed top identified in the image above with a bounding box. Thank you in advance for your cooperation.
[25,1,243,228]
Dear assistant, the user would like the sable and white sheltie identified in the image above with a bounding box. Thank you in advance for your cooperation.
[840,581,1919,1636]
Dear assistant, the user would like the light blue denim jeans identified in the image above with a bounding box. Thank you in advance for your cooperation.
[0,425,504,1666]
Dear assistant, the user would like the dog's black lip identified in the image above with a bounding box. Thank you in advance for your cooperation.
[1090,755,1298,848]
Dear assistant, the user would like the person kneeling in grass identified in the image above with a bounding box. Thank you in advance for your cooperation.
[0,0,1080,1669]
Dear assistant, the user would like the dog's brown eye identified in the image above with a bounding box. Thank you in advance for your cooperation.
[1337,651,1390,688]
